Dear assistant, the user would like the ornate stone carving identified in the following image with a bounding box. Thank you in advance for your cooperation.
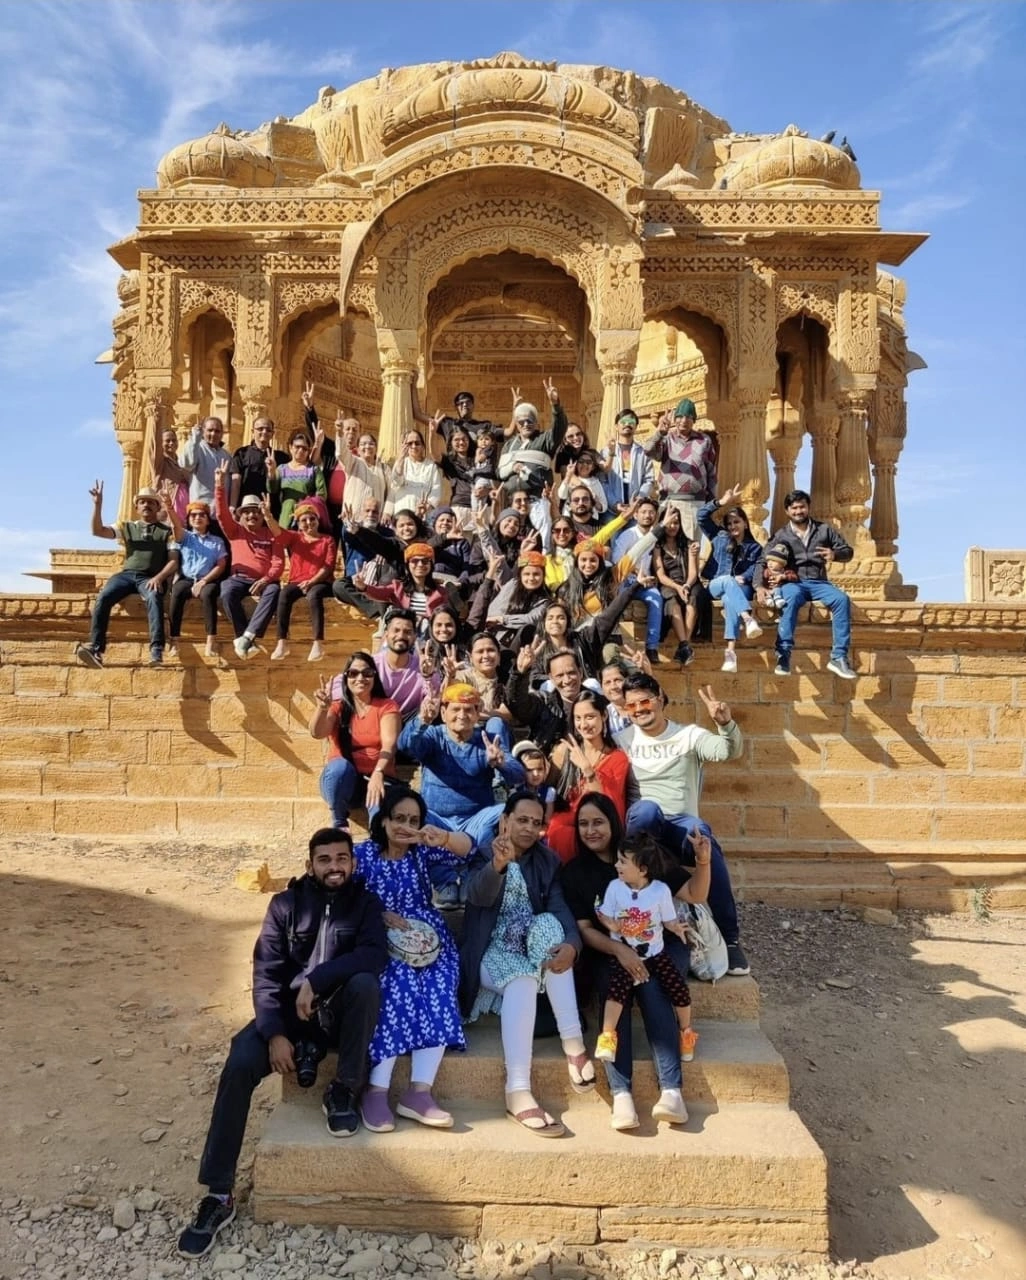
[775,280,838,330]
[177,278,238,325]
[140,195,367,229]
[276,279,340,324]
[641,194,878,230]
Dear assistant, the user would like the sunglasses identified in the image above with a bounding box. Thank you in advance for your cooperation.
[625,697,656,713]
[553,526,574,536]
[346,669,374,680]
[408,556,433,565]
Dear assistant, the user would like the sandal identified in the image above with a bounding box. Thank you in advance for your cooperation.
[506,1106,565,1138]
[565,1050,596,1093]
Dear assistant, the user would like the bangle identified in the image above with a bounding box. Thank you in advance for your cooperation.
[695,857,711,866]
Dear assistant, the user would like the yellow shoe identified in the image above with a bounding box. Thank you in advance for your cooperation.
[680,1028,699,1062]
[594,1031,618,1062]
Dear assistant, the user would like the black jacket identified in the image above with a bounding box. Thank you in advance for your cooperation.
[251,873,387,1042]
[506,668,572,753]
[753,519,853,587]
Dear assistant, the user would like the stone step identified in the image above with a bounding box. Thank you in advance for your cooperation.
[282,1017,778,1110]
[251,1097,827,1252]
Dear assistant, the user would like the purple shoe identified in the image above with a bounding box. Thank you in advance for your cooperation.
[396,1089,454,1129]
[359,1089,395,1133]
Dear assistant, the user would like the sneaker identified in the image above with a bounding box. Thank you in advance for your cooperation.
[720,649,737,674]
[149,648,164,666]
[323,1082,359,1137]
[673,641,694,666]
[610,1091,640,1132]
[645,647,662,665]
[651,1088,688,1125]
[233,635,256,660]
[594,1030,618,1062]
[773,653,791,677]
[75,643,103,668]
[826,656,857,680]
[396,1089,454,1128]
[167,644,180,659]
[726,943,751,976]
[360,1088,395,1133]
[680,1028,700,1062]
[177,1194,235,1259]
[744,617,763,640]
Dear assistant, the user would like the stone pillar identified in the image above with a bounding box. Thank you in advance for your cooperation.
[597,360,634,441]
[767,434,802,535]
[807,409,839,525]
[869,385,906,557]
[735,386,773,535]
[834,388,875,555]
[378,352,417,462]
[710,399,739,498]
[117,435,144,524]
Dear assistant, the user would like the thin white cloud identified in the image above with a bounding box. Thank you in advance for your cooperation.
[308,49,356,78]
[75,417,114,439]
[888,191,973,225]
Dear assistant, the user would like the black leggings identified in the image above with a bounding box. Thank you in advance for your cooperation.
[607,948,691,1011]
[169,577,220,637]
[276,581,331,639]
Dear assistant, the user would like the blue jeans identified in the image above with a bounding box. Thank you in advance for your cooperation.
[598,933,686,1094]
[483,715,512,752]
[89,571,166,653]
[319,757,365,827]
[625,801,739,945]
[635,583,664,650]
[425,803,506,892]
[775,580,851,661]
[707,575,753,642]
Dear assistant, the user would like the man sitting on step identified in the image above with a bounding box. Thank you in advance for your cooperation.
[618,672,751,976]
[178,827,387,1260]
[754,488,856,680]
[75,481,179,668]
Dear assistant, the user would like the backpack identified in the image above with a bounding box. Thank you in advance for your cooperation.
[676,901,729,982]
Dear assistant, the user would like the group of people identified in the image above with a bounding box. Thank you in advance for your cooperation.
[76,382,858,683]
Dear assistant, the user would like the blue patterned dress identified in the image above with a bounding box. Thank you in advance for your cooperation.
[354,840,467,1065]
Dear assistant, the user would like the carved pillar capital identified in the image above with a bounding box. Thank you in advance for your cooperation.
[377,341,418,462]
[835,388,875,557]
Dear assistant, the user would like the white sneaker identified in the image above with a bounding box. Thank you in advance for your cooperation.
[720,649,737,673]
[611,1092,640,1132]
[270,641,289,661]
[233,635,252,660]
[651,1088,688,1126]
[744,617,763,640]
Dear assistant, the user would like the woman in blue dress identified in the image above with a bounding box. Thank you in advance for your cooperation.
[354,786,471,1132]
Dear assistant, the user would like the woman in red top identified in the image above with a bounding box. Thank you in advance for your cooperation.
[264,499,336,662]
[545,690,632,863]
[308,650,400,828]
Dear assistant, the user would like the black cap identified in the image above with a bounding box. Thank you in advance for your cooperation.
[454,391,475,405]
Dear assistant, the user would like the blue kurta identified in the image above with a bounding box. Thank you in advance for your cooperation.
[354,840,466,1064]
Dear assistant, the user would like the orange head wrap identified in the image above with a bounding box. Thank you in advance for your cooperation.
[573,539,604,559]
[518,551,546,569]
[294,502,320,523]
[186,501,210,517]
[404,542,435,563]
[441,683,480,706]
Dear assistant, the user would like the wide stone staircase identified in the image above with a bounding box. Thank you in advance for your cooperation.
[252,976,828,1252]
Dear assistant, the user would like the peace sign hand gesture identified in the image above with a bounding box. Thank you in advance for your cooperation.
[441,643,460,684]
[302,380,315,410]
[698,684,732,726]
[482,730,505,769]
[720,483,743,506]
[419,690,441,725]
[516,634,544,674]
[491,821,516,871]
[560,735,590,776]
[214,460,230,487]
[264,448,278,478]
[511,386,522,409]
[542,377,559,405]
[313,674,333,709]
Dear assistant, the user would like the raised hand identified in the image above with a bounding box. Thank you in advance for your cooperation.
[264,448,278,477]
[720,483,743,505]
[416,495,429,518]
[542,377,559,405]
[511,386,522,408]
[414,825,451,850]
[259,492,273,519]
[560,735,589,775]
[89,479,104,503]
[302,380,315,409]
[491,825,516,871]
[313,674,333,708]
[430,409,446,433]
[334,411,346,432]
[419,690,441,725]
[313,425,325,450]
[690,830,712,864]
[697,684,732,726]
[620,642,653,677]
[516,634,544,674]
[418,646,436,679]
[486,552,505,581]
[214,460,229,486]
[441,643,459,684]
[482,730,505,768]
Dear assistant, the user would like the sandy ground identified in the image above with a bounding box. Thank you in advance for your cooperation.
[1,835,1023,1278]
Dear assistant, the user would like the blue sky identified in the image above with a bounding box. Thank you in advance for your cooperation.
[1,0,1023,598]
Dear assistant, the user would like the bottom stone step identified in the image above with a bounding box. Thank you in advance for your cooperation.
[252,1099,827,1253]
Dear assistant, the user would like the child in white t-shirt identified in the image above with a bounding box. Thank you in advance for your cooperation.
[594,834,701,1065]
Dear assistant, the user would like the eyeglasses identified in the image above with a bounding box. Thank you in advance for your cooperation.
[346,669,374,680]
[408,556,432,565]
[625,697,656,713]
[553,526,574,536]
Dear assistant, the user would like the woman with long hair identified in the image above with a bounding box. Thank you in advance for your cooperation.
[390,429,442,514]
[268,429,327,529]
[452,631,514,748]
[355,786,471,1132]
[545,692,631,862]
[263,499,336,663]
[309,651,400,827]
[698,485,764,673]
[467,550,551,648]
[417,603,467,686]
[652,504,701,666]
[559,793,710,1131]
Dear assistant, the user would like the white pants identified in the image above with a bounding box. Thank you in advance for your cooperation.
[479,962,582,1094]
[368,1044,446,1090]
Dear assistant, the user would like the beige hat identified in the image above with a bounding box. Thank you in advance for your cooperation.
[237,495,263,511]
[133,486,161,504]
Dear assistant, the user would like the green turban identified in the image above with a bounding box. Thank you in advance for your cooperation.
[674,398,697,420]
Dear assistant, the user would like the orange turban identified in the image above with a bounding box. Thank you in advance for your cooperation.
[404,542,435,563]
[441,683,480,705]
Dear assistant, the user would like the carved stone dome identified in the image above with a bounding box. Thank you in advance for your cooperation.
[381,52,639,152]
[725,125,860,192]
[156,123,276,189]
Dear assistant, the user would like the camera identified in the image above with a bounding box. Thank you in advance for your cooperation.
[294,1040,324,1089]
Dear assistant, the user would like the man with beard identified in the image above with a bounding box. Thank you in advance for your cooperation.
[372,607,425,721]
[618,672,750,976]
[755,489,856,679]
[177,828,387,1258]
